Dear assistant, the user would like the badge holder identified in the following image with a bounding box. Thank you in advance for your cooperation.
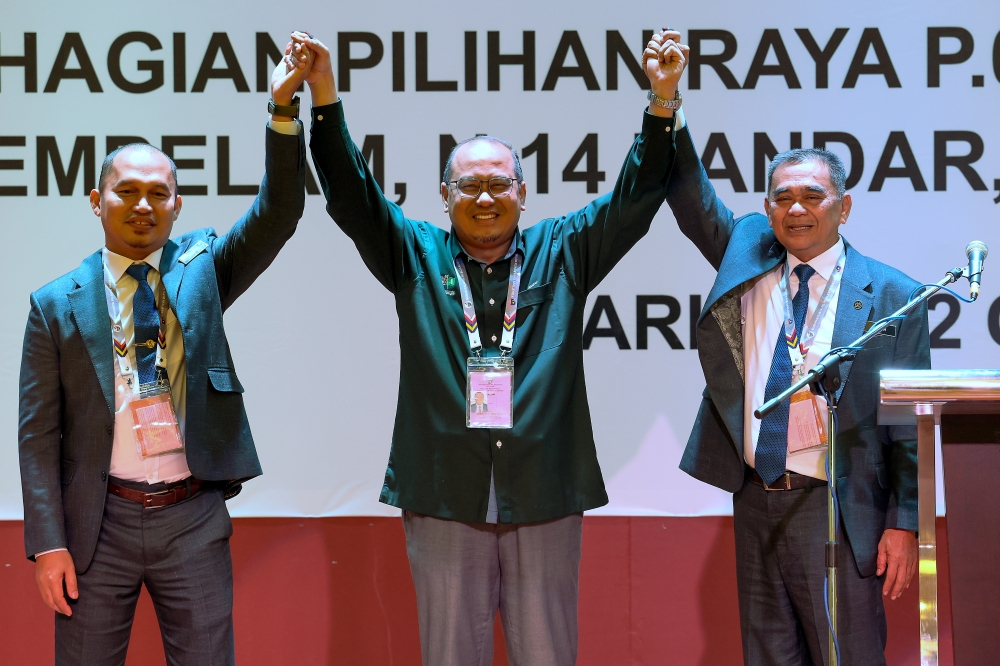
[467,356,514,428]
[455,253,522,430]
[787,388,828,454]
[130,378,185,459]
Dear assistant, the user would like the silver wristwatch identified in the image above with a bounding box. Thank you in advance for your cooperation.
[647,90,682,110]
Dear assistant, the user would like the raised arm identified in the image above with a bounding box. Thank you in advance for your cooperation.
[213,45,310,308]
[664,123,744,272]
[653,27,738,270]
[560,29,688,293]
[293,33,416,294]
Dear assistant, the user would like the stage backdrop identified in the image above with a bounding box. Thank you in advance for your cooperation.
[1,0,997,519]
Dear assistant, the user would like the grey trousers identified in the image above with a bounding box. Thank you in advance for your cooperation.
[55,478,235,666]
[402,511,583,666]
[733,480,887,666]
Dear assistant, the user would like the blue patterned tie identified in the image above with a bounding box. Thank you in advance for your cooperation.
[125,263,159,386]
[755,263,816,485]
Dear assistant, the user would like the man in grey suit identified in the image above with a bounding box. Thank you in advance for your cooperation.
[18,46,312,665]
[662,34,929,665]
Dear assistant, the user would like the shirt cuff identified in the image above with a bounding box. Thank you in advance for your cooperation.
[675,107,687,130]
[35,547,68,558]
[267,119,301,135]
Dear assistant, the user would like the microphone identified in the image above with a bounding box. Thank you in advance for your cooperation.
[966,240,988,300]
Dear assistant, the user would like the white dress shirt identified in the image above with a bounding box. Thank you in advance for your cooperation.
[104,248,192,484]
[742,237,845,480]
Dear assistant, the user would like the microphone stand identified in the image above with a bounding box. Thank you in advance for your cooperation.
[754,264,968,666]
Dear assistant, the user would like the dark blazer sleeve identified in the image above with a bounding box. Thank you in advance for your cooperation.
[558,110,676,294]
[882,296,931,531]
[664,123,740,270]
[213,122,307,310]
[18,293,67,558]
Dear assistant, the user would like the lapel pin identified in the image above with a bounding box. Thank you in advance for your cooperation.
[853,300,863,310]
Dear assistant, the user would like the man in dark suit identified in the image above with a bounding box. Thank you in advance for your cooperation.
[664,58,929,664]
[18,47,311,665]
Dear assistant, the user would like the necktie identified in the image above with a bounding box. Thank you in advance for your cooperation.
[125,263,160,387]
[755,263,816,485]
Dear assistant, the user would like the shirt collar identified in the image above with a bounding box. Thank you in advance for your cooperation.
[102,246,164,284]
[786,237,844,282]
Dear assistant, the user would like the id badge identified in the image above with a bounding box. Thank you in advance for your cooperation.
[466,356,513,429]
[129,386,185,458]
[787,388,828,454]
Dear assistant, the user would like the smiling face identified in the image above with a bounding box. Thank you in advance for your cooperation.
[441,140,526,262]
[91,147,181,260]
[764,159,851,262]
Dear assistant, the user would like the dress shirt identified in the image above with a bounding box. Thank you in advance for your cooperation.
[461,239,518,525]
[742,237,845,480]
[103,248,191,484]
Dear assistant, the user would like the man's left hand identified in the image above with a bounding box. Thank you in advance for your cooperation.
[876,528,917,600]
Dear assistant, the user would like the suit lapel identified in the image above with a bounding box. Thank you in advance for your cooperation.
[67,252,115,415]
[159,238,187,310]
[700,225,786,452]
[830,242,872,400]
[703,234,783,316]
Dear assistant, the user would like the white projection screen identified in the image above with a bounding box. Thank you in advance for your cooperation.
[1,0,998,519]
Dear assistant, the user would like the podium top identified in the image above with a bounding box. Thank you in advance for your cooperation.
[879,370,1000,424]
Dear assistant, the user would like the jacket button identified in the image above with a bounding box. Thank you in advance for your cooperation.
[106,424,114,435]
[101,471,107,481]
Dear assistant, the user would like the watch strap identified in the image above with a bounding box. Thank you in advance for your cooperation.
[647,90,682,110]
[268,96,300,118]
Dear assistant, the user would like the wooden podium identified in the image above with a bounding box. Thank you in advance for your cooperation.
[879,370,1000,666]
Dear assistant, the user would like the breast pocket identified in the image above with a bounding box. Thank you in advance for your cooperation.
[207,368,245,393]
[514,281,565,357]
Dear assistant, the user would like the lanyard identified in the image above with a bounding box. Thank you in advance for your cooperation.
[780,249,847,374]
[454,252,523,357]
[103,264,170,395]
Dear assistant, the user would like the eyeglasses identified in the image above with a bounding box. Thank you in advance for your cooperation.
[447,177,518,198]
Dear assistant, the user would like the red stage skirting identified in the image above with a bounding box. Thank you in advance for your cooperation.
[0,517,953,665]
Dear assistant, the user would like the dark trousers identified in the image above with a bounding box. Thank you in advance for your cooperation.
[55,478,235,666]
[733,480,887,666]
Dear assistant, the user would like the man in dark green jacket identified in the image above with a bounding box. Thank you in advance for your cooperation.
[290,30,687,664]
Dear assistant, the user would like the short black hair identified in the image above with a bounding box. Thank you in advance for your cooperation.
[442,136,523,184]
[98,143,178,194]
[767,148,847,199]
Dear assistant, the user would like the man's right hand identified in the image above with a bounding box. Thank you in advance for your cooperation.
[644,28,690,118]
[289,32,337,107]
[36,550,77,616]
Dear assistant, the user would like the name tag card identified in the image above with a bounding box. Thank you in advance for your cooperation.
[467,357,513,429]
[787,388,828,454]
[129,387,185,458]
